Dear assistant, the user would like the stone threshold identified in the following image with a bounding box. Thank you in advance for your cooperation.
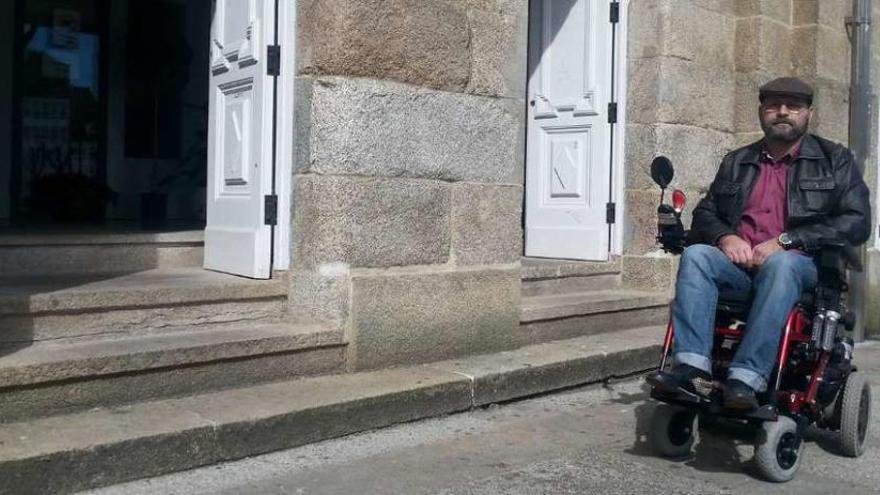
[520,289,670,323]
[0,325,665,494]
[0,322,342,389]
[521,256,622,280]
[0,230,204,246]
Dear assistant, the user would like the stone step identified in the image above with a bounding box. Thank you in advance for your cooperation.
[521,257,622,297]
[0,268,288,342]
[522,272,622,297]
[519,290,670,345]
[0,325,665,494]
[0,322,345,424]
[0,230,204,277]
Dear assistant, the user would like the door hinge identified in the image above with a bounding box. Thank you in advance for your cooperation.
[610,2,620,23]
[606,202,616,224]
[267,45,281,76]
[607,102,618,124]
[264,194,278,226]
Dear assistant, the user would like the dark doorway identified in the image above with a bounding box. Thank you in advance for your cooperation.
[12,0,109,225]
[4,0,211,231]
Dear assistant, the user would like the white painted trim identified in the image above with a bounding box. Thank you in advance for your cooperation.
[609,0,629,256]
[273,0,295,270]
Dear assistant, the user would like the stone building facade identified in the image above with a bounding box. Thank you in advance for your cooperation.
[285,0,880,372]
[4,1,880,490]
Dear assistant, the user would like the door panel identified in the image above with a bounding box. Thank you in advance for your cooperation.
[525,0,612,261]
[205,0,275,278]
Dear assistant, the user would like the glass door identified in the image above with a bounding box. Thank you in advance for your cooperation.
[13,0,108,224]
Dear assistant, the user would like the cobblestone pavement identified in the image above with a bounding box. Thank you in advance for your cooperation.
[85,343,880,495]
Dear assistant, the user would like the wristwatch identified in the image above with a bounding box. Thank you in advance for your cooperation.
[777,232,796,250]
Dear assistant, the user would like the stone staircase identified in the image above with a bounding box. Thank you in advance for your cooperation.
[0,249,671,493]
[520,257,670,344]
[0,232,346,425]
[0,229,205,277]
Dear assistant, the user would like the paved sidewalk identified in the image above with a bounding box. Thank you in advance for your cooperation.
[84,344,880,494]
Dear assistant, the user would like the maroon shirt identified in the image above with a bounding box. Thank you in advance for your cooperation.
[735,144,799,248]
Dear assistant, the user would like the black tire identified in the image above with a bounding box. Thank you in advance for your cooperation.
[839,372,871,457]
[754,416,804,482]
[650,404,697,457]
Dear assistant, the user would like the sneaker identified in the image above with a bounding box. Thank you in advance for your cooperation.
[647,364,713,397]
[723,379,758,410]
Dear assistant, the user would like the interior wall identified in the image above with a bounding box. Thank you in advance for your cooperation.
[105,0,210,223]
[0,2,13,223]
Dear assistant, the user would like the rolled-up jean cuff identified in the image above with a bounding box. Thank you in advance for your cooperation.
[674,352,712,374]
[728,367,768,392]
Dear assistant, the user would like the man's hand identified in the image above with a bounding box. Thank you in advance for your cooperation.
[718,234,753,267]
[751,238,783,267]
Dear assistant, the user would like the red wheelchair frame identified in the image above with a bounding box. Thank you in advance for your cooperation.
[655,305,826,419]
[645,155,870,482]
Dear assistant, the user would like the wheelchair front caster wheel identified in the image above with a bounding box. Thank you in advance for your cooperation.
[650,404,697,457]
[754,416,803,482]
[839,372,871,457]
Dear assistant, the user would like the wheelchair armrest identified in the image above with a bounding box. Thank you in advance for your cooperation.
[818,238,863,273]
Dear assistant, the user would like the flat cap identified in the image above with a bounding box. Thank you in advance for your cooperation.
[759,77,813,104]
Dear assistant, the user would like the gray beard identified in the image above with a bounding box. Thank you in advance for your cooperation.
[762,120,808,143]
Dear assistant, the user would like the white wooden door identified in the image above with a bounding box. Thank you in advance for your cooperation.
[525,0,614,261]
[205,0,277,278]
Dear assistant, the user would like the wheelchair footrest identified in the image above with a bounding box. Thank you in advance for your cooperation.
[650,388,779,422]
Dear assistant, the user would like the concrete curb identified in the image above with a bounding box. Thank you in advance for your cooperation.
[0,325,664,494]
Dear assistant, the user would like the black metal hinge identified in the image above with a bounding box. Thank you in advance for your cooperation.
[610,2,620,23]
[606,202,616,224]
[267,45,281,76]
[607,102,618,123]
[264,194,278,226]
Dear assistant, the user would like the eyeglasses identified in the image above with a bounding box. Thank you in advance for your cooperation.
[761,102,809,114]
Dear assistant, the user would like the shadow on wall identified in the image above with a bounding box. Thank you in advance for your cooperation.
[527,0,580,89]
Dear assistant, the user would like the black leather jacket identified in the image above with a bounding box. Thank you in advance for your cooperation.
[688,134,872,251]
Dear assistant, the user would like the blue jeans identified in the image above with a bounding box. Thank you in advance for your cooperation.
[672,244,818,392]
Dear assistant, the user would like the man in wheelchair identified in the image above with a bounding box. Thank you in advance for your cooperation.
[649,77,871,411]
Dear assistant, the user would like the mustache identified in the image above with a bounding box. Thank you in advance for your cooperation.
[772,119,795,125]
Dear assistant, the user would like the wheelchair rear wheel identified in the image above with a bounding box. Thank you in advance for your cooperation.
[839,372,871,457]
[649,404,697,457]
[754,416,803,482]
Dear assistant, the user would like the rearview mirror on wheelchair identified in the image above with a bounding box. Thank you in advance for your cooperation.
[645,156,871,483]
[650,156,688,255]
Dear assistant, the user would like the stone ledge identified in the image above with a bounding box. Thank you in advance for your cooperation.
[0,268,288,315]
[521,257,622,280]
[427,325,664,406]
[520,290,670,323]
[0,326,663,494]
[0,323,342,388]
[0,230,204,246]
